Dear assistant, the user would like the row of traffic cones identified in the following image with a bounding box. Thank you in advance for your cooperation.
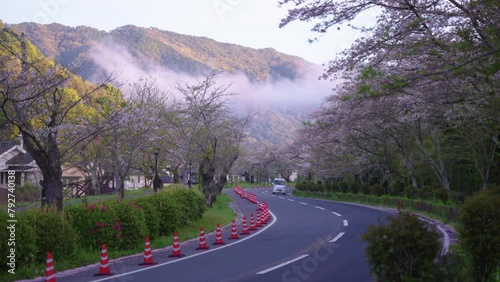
[44,216,267,280]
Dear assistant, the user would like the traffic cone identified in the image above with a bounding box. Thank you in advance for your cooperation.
[169,232,185,257]
[196,227,210,250]
[249,213,257,230]
[139,237,157,265]
[45,252,55,282]
[256,211,262,227]
[213,224,225,245]
[240,216,250,235]
[94,243,114,276]
[228,220,240,240]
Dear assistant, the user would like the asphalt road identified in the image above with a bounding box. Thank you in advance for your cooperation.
[46,187,396,282]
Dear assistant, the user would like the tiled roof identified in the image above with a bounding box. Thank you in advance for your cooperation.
[6,152,34,165]
[0,141,17,155]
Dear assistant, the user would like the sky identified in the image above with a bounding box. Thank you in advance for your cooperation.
[0,0,377,65]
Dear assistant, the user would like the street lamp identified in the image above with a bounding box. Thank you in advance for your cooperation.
[188,160,192,188]
[153,149,159,193]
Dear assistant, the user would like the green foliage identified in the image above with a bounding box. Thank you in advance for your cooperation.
[338,181,349,193]
[133,196,161,239]
[151,191,183,235]
[23,208,77,262]
[105,200,148,250]
[65,202,122,250]
[369,183,384,197]
[0,211,37,271]
[418,185,434,200]
[362,212,440,282]
[15,182,41,202]
[434,188,449,203]
[405,185,418,199]
[361,183,371,195]
[348,182,360,194]
[458,188,500,282]
[166,187,206,223]
[432,245,472,282]
[388,181,404,196]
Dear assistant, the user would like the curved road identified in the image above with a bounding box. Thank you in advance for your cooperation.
[54,188,396,282]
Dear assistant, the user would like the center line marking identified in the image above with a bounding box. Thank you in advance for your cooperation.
[314,206,325,210]
[278,197,284,199]
[332,212,342,217]
[288,199,295,202]
[256,254,310,274]
[299,202,308,205]
[330,232,345,243]
[343,220,349,226]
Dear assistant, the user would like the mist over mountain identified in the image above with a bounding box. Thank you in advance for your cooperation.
[5,22,334,144]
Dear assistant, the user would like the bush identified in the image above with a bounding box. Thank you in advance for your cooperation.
[23,208,77,262]
[105,200,148,250]
[0,211,37,270]
[338,181,349,193]
[152,191,183,235]
[134,196,161,239]
[65,202,122,250]
[388,181,404,196]
[458,188,500,282]
[418,185,434,200]
[362,212,440,281]
[167,187,206,222]
[405,185,418,199]
[361,183,370,195]
[434,188,449,203]
[369,183,384,197]
[16,182,41,202]
[348,182,360,194]
[432,245,471,281]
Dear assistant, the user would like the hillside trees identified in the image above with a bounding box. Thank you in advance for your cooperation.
[280,0,500,192]
[0,29,123,210]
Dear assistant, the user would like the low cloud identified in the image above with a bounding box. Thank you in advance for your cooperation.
[89,40,335,114]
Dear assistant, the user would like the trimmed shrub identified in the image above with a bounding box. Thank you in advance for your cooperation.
[458,188,500,282]
[65,202,122,250]
[23,208,77,262]
[362,212,440,281]
[0,211,37,270]
[434,188,449,203]
[134,196,161,239]
[404,185,418,199]
[152,191,183,235]
[418,185,434,200]
[105,200,148,250]
[167,187,206,222]
[369,183,384,197]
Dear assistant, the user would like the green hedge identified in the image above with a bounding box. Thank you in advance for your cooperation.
[0,211,37,269]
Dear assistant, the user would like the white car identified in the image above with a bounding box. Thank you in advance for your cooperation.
[272,178,286,195]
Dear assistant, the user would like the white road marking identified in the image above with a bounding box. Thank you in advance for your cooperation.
[330,232,345,243]
[288,199,295,202]
[314,206,325,210]
[343,220,348,226]
[91,211,278,282]
[332,212,342,217]
[256,254,310,274]
[299,202,308,205]
[278,197,284,199]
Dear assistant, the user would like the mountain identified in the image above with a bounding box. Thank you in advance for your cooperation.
[3,22,329,144]
[5,22,313,83]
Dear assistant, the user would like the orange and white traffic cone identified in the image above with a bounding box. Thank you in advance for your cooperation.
[94,243,114,276]
[240,216,250,235]
[213,224,225,245]
[256,211,262,227]
[139,237,157,265]
[249,213,257,231]
[196,227,210,250]
[228,219,240,240]
[169,232,185,257]
[45,252,56,282]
